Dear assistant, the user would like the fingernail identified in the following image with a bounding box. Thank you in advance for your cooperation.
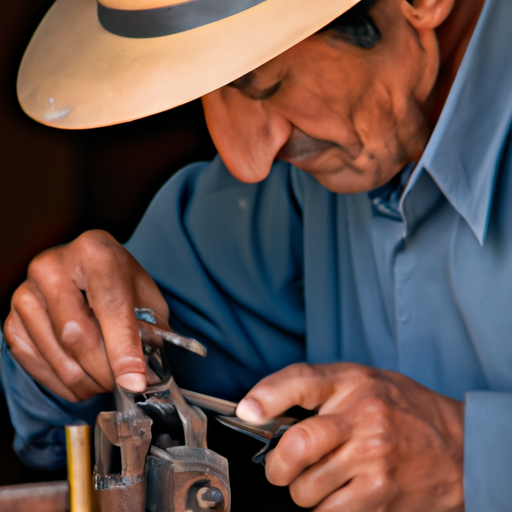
[237,397,265,424]
[117,373,146,393]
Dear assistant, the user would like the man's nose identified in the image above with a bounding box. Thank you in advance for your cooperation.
[202,82,293,183]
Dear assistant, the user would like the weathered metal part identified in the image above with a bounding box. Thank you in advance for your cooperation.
[146,446,230,512]
[134,308,158,324]
[167,379,208,449]
[135,307,207,357]
[0,481,69,512]
[137,317,209,450]
[94,388,153,512]
[94,473,146,512]
[137,396,184,443]
[181,389,237,416]
[109,388,154,479]
[93,308,230,511]
[215,414,297,443]
[216,414,297,464]
[196,486,225,509]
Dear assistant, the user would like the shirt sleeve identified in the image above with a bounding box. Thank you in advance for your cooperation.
[0,331,113,469]
[464,391,512,511]
[125,156,306,400]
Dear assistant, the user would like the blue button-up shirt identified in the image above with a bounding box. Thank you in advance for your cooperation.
[1,0,511,509]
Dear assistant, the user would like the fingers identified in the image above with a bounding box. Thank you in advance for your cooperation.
[58,232,148,391]
[266,413,396,509]
[287,430,392,508]
[237,362,389,424]
[5,229,169,401]
[237,362,369,423]
[313,472,395,512]
[5,309,82,403]
[237,363,333,423]
[241,362,464,511]
[25,259,116,393]
[265,413,351,485]
[237,362,401,510]
[267,414,396,509]
[7,281,108,401]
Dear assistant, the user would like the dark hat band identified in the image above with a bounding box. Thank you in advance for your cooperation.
[97,0,266,38]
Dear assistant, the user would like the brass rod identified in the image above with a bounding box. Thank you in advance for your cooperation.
[65,424,93,512]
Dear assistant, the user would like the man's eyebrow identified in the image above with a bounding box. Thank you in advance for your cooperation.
[226,72,281,100]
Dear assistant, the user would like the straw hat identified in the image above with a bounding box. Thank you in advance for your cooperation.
[17,0,360,129]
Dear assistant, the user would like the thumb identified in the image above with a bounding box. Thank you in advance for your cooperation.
[236,363,329,424]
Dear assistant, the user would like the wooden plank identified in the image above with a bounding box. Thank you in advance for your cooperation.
[0,480,69,512]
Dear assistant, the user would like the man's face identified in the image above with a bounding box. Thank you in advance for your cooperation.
[202,0,441,193]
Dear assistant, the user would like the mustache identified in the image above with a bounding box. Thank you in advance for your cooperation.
[276,128,340,161]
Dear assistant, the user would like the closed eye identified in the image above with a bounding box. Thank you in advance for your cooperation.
[227,72,281,100]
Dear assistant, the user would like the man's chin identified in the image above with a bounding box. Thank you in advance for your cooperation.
[296,156,406,194]
[295,164,379,194]
[313,174,374,194]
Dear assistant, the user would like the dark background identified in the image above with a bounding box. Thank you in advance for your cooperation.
[0,0,218,488]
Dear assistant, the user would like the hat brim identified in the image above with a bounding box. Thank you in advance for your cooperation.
[18,0,359,129]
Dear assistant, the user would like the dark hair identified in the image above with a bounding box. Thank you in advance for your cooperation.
[319,0,381,49]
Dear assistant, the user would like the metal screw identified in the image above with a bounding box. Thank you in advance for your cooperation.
[196,486,224,509]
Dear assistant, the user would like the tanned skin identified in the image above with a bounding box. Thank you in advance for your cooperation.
[5,0,485,509]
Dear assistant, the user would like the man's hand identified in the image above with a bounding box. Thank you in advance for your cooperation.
[236,363,465,511]
[4,230,170,402]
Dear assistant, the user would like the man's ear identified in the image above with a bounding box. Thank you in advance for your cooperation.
[400,0,455,29]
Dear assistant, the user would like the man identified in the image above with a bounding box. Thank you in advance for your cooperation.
[1,0,510,509]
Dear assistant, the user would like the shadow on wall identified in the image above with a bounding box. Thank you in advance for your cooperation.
[0,0,216,485]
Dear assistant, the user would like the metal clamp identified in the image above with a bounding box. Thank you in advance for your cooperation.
[93,308,231,512]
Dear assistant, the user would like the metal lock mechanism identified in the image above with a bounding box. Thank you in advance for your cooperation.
[93,308,231,512]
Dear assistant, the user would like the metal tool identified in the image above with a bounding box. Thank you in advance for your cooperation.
[93,308,231,512]
[215,413,309,464]
[180,389,237,416]
[179,388,316,465]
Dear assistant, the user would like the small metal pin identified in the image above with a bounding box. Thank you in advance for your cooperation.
[196,487,224,509]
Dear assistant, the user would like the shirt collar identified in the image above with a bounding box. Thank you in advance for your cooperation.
[406,0,512,245]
